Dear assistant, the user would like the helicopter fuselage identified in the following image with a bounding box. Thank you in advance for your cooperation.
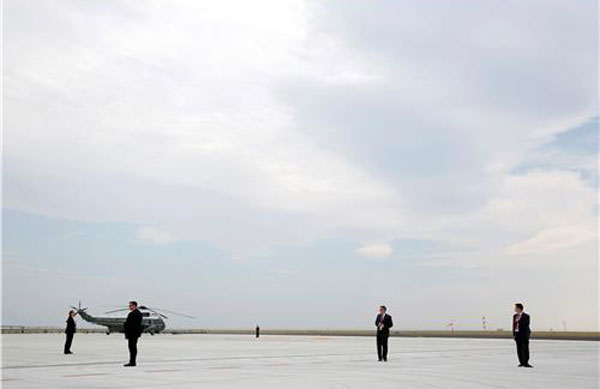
[77,309,166,335]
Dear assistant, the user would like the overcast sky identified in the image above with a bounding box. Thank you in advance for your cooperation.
[3,0,598,331]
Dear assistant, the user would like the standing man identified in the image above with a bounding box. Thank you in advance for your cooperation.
[123,301,143,367]
[63,310,77,354]
[375,305,393,362]
[513,303,533,368]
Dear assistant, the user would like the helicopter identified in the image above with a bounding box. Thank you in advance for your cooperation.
[70,302,194,335]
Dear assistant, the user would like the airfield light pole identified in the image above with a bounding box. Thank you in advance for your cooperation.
[447,319,455,334]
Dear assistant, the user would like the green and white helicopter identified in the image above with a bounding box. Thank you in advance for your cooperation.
[70,302,194,335]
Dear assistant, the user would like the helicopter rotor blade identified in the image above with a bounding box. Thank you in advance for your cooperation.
[105,306,165,316]
[71,304,87,312]
[101,304,194,319]
[105,308,129,314]
[147,307,195,319]
[139,306,169,319]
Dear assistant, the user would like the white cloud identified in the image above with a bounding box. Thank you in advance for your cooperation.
[506,226,596,255]
[3,0,598,330]
[485,170,596,235]
[136,227,175,245]
[3,0,597,260]
[357,243,394,259]
[3,0,401,254]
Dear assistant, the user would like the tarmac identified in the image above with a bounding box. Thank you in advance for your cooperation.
[2,333,599,388]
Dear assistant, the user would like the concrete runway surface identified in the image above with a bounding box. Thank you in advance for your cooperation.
[2,334,598,388]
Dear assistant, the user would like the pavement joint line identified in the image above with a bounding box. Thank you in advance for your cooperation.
[143,369,183,373]
[1,347,510,370]
[62,373,109,378]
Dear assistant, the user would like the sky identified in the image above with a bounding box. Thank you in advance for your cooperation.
[2,0,598,331]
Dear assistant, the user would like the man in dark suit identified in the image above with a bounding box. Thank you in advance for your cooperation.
[513,303,532,368]
[123,301,143,367]
[64,310,77,354]
[375,305,393,361]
